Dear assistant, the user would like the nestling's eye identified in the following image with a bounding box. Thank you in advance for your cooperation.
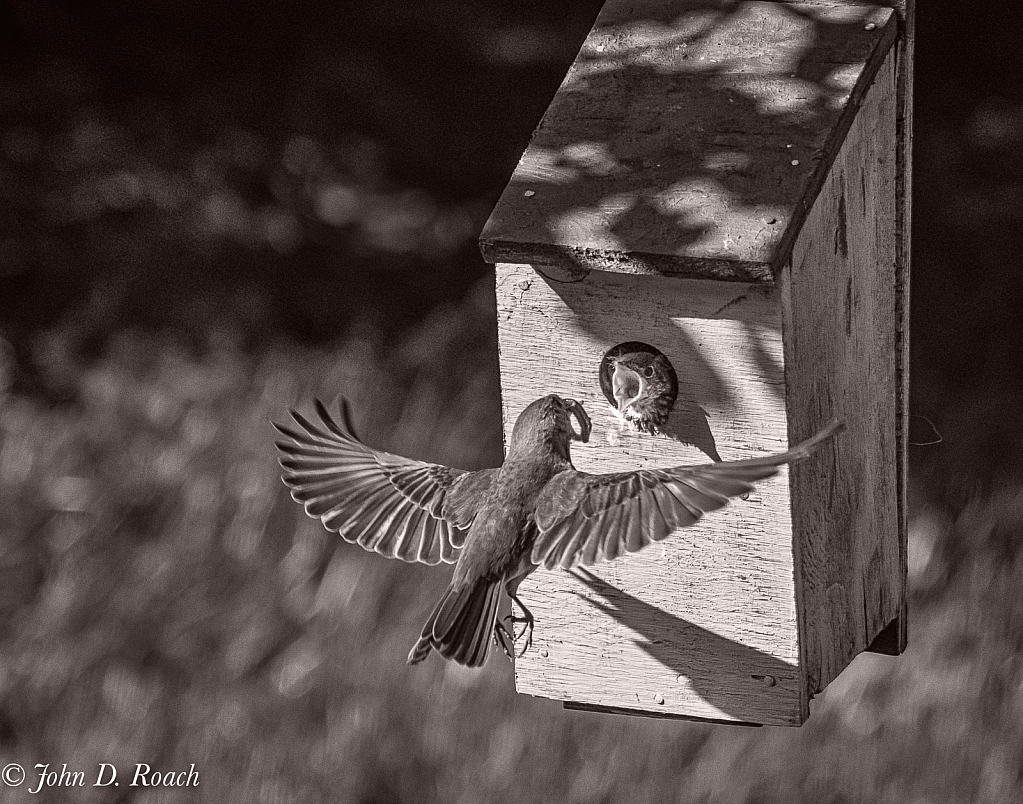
[642,366,654,378]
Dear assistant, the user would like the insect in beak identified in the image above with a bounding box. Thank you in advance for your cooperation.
[563,398,591,443]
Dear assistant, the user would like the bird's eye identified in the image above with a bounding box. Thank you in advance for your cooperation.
[642,366,654,378]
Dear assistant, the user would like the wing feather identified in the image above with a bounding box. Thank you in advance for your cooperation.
[622,494,647,555]
[533,421,842,569]
[377,503,418,558]
[586,501,627,567]
[274,399,497,565]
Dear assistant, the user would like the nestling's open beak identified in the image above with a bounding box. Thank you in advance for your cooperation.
[611,362,645,415]
[563,398,591,443]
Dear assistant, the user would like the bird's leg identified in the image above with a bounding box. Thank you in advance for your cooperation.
[504,592,533,638]
[506,591,534,657]
[499,563,537,657]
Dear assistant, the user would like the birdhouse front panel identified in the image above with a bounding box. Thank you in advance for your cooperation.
[496,265,805,725]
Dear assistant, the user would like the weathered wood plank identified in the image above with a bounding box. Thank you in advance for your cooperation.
[891,0,913,659]
[480,0,896,280]
[496,262,806,725]
[851,0,911,659]
[782,43,900,703]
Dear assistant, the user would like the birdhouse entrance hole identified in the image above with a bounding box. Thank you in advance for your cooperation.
[479,0,912,726]
[598,341,680,436]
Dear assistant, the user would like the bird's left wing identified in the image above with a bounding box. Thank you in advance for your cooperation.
[274,400,497,565]
[531,421,842,570]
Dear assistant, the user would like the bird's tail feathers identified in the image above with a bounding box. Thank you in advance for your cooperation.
[407,578,502,667]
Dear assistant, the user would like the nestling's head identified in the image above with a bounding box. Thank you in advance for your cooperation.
[610,352,678,433]
[510,394,591,456]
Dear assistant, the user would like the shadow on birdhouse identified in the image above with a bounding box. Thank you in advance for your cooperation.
[480,0,912,726]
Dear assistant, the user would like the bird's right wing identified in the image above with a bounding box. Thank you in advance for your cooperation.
[274,400,497,565]
[531,421,842,570]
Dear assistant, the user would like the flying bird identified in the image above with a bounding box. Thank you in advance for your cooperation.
[273,396,841,668]
[606,351,678,434]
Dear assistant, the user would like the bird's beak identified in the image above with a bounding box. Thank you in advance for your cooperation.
[563,399,591,443]
[611,363,645,415]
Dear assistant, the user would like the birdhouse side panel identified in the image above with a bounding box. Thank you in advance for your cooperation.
[781,45,902,701]
[496,263,804,725]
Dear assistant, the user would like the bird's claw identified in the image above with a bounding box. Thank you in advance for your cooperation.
[516,620,533,657]
[501,613,534,658]
[494,619,517,661]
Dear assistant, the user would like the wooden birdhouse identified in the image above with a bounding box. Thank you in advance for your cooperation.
[479,0,912,726]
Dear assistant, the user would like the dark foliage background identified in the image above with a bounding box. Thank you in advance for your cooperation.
[1,2,1022,802]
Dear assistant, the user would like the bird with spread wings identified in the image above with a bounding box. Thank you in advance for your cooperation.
[274,395,841,668]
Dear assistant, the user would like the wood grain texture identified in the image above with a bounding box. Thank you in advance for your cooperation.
[891,0,913,659]
[496,262,808,725]
[853,0,910,659]
[480,0,896,281]
[781,43,900,704]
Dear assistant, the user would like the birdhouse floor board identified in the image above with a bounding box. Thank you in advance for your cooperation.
[480,0,897,279]
[563,700,763,727]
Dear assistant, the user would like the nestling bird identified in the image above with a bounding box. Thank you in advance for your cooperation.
[607,351,678,434]
[274,396,841,668]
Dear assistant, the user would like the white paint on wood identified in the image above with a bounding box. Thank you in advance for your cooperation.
[496,264,803,725]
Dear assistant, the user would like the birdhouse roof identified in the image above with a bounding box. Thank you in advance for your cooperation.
[479,0,897,282]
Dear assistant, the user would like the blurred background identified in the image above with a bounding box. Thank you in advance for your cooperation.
[2,1,1022,802]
